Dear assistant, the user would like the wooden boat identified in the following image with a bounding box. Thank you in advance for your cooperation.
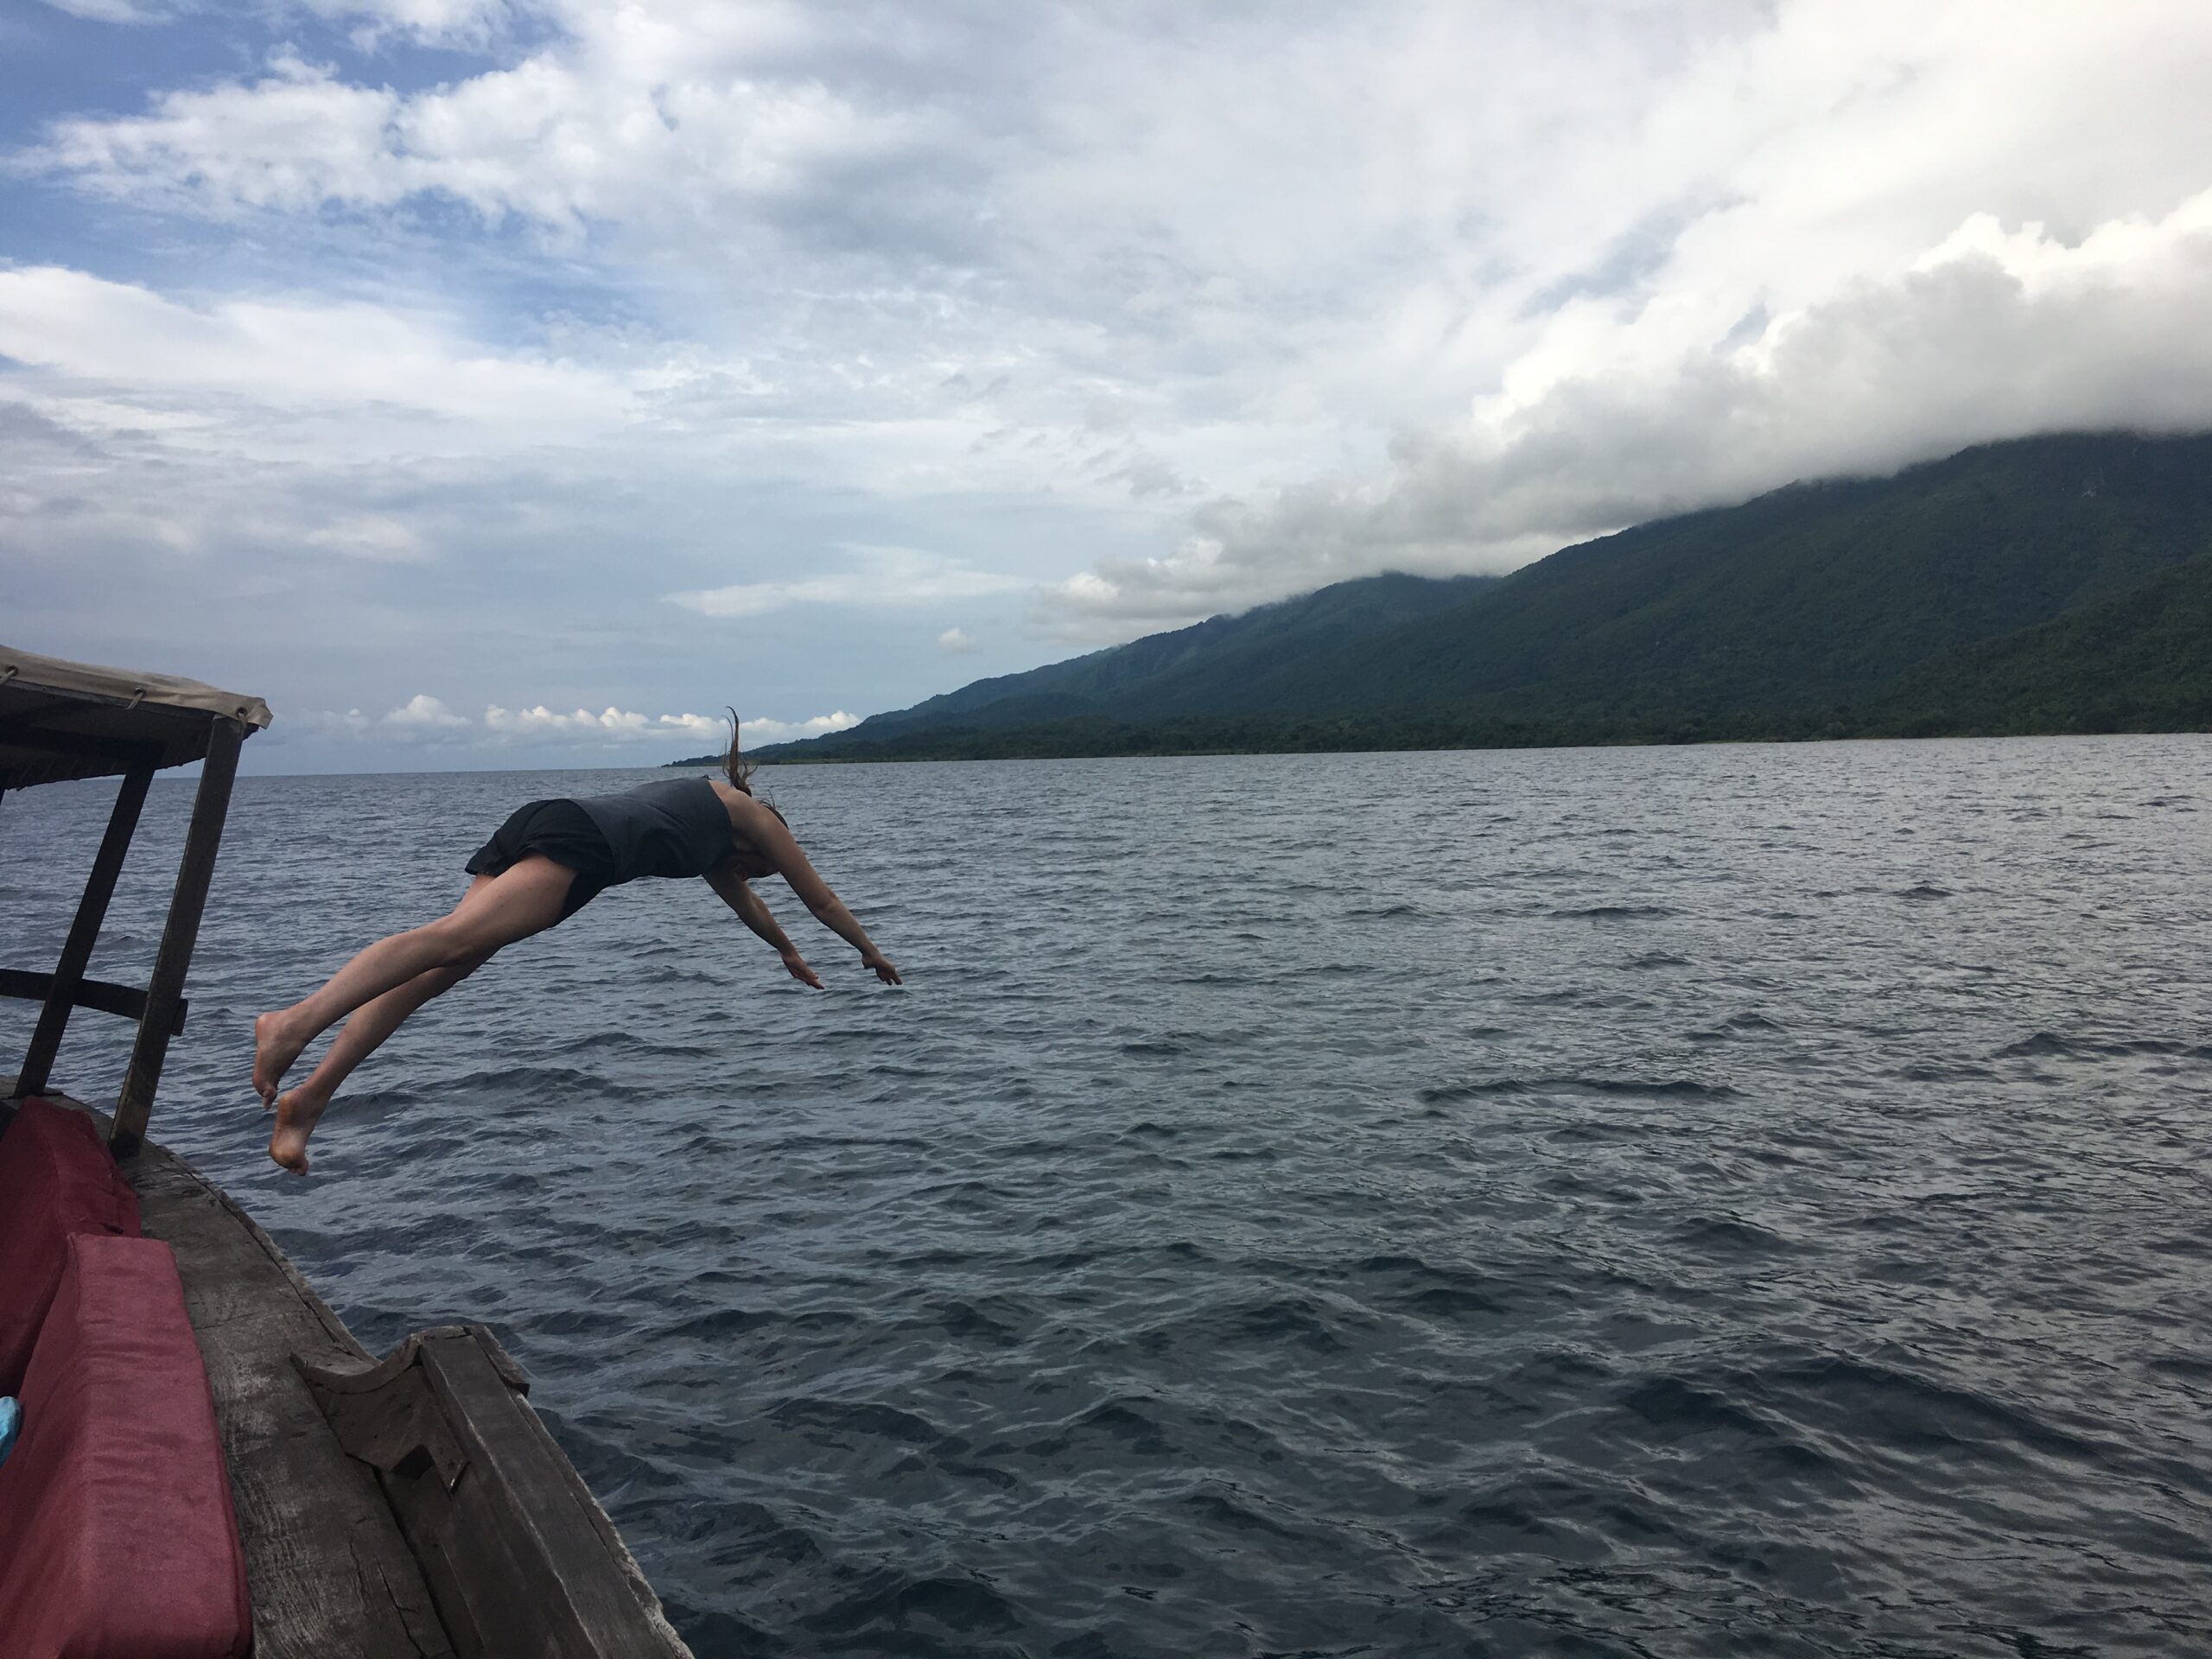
[0,645,694,1658]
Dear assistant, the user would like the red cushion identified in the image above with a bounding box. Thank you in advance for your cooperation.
[0,1234,252,1659]
[0,1096,142,1393]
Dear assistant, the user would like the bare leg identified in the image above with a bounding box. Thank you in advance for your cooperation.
[253,857,575,1104]
[267,950,490,1174]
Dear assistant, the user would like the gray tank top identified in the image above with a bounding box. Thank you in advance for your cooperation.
[573,778,734,884]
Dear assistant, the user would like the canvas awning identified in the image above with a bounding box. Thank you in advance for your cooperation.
[0,646,273,791]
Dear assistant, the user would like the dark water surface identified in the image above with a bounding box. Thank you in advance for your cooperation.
[4,740,2210,1656]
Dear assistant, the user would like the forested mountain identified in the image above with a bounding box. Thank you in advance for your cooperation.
[849,571,1496,735]
[724,431,2212,761]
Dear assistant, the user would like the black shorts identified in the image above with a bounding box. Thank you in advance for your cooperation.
[464,799,620,919]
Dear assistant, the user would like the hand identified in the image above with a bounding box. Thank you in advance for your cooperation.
[861,951,902,986]
[780,950,824,989]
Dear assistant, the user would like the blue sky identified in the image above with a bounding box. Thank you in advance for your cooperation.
[5,0,2211,772]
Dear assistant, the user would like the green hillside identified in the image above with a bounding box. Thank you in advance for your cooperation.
[1227,430,2212,721]
[727,430,2212,763]
[1860,552,2212,736]
[842,570,1494,736]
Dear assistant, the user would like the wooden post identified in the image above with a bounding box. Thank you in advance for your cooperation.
[111,718,245,1157]
[17,766,155,1097]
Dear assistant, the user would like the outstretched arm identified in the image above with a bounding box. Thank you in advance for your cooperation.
[703,865,824,988]
[728,798,903,984]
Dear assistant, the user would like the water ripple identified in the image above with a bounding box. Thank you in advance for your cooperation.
[5,738,2210,1656]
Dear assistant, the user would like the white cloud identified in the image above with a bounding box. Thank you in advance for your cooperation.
[0,267,635,454]
[1047,187,2212,625]
[12,0,2212,708]
[298,0,515,48]
[738,710,861,746]
[382,693,471,734]
[334,700,855,748]
[668,543,1026,619]
[36,36,925,245]
[302,514,429,563]
[937,627,979,654]
[482,704,729,743]
[38,0,170,21]
[296,707,372,735]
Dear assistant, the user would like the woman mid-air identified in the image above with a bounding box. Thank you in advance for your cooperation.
[251,721,899,1173]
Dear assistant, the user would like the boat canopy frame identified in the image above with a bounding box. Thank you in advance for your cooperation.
[2,646,270,1156]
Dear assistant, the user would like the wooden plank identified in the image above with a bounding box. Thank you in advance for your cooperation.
[114,715,242,1154]
[17,763,156,1097]
[106,1122,457,1659]
[0,969,188,1031]
[298,1331,692,1659]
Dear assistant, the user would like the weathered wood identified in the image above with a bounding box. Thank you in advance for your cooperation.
[298,1330,693,1659]
[0,969,188,1031]
[105,1116,457,1659]
[16,765,155,1096]
[113,715,243,1155]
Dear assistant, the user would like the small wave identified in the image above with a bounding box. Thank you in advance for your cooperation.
[1346,900,1420,919]
[798,1570,1022,1638]
[1616,1375,1836,1475]
[521,1306,630,1338]
[1626,951,1689,969]
[1215,1294,1351,1353]
[922,1299,1025,1345]
[443,1064,653,1103]
[1764,1353,2106,1464]
[769,1396,956,1450]
[1420,1075,1735,1103]
[1670,1216,1796,1254]
[552,1030,715,1059]
[1351,1252,1510,1318]
[1013,1396,1179,1459]
[1179,1484,1303,1539]
[1995,1032,2210,1062]
[1897,1060,1997,1082]
[660,1306,781,1341]
[1551,904,1676,919]
[1897,883,1955,899]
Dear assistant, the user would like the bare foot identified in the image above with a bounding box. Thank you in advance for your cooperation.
[252,1011,307,1105]
[268,1086,327,1174]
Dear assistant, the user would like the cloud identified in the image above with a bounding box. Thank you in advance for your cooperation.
[739,710,860,745]
[315,699,859,749]
[937,627,980,654]
[1046,188,2212,626]
[296,707,372,735]
[483,704,729,743]
[298,0,515,48]
[11,0,2212,722]
[0,266,635,450]
[35,35,932,245]
[381,693,472,734]
[667,544,1026,619]
[38,0,173,21]
[302,515,429,563]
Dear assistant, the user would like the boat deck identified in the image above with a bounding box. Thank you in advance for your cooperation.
[5,1084,450,1658]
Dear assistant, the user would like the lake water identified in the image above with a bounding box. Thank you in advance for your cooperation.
[3,739,2209,1656]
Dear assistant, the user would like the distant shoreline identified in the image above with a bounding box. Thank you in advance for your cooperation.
[671,709,2211,767]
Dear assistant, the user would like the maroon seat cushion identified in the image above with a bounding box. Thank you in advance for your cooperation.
[0,1233,252,1659]
[0,1096,142,1393]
